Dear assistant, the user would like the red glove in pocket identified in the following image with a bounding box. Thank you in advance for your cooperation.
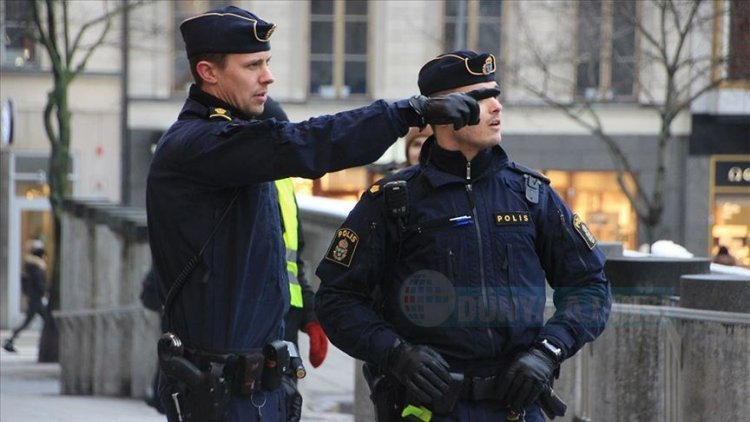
[304,321,329,368]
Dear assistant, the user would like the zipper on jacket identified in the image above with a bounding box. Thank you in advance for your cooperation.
[505,244,516,322]
[466,161,495,355]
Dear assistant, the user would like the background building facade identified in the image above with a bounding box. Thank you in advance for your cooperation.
[1,0,748,328]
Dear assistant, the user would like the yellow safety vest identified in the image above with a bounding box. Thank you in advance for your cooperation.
[275,178,303,308]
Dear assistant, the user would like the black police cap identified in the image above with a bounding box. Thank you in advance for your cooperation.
[418,50,497,96]
[180,6,276,57]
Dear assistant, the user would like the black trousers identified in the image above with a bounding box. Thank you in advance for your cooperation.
[9,297,50,340]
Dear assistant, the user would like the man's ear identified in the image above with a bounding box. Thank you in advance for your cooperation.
[195,60,218,85]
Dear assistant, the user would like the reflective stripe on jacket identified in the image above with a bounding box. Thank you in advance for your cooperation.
[276,178,303,308]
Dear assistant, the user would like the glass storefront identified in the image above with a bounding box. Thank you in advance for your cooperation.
[546,170,638,250]
[710,156,750,267]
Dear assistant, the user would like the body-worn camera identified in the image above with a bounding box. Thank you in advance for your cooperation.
[261,340,290,390]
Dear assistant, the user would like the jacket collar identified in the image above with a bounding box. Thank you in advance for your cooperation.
[178,84,252,121]
[419,136,509,188]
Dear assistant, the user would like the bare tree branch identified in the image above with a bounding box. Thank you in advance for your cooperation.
[63,0,71,68]
[72,12,113,77]
[32,1,62,70]
[514,0,732,241]
[43,92,58,146]
[669,0,702,71]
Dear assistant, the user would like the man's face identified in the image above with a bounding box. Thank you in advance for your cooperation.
[449,81,503,153]
[211,51,275,116]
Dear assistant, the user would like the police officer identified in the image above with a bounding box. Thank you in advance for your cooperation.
[147,6,479,422]
[316,51,612,421]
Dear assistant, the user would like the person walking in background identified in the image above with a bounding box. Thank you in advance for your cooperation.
[147,5,479,421]
[713,245,737,266]
[316,50,612,421]
[3,240,51,353]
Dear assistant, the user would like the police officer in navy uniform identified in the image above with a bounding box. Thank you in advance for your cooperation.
[147,5,480,422]
[315,51,612,421]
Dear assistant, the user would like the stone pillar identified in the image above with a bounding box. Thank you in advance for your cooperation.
[91,205,125,396]
[598,241,624,259]
[123,213,159,399]
[679,314,750,420]
[604,257,711,304]
[59,198,108,395]
[678,274,750,420]
[588,308,666,421]
[679,274,750,313]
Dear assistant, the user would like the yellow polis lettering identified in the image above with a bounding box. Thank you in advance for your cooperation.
[496,212,529,225]
[338,229,358,243]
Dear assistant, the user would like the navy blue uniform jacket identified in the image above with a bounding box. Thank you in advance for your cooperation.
[316,138,612,375]
[147,86,408,353]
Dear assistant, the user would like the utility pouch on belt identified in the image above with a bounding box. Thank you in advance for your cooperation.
[234,351,265,395]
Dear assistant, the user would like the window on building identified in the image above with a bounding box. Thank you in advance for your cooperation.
[727,0,750,81]
[172,0,232,94]
[576,0,637,101]
[1,0,38,68]
[309,0,368,99]
[443,0,502,61]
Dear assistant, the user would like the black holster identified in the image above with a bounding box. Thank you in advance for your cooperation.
[160,357,231,422]
[363,363,402,422]
[537,386,567,419]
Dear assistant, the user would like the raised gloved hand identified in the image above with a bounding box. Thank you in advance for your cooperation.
[386,341,452,404]
[303,321,328,368]
[497,347,559,412]
[408,93,480,130]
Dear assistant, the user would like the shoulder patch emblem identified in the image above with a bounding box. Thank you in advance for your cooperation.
[572,214,597,250]
[324,228,360,267]
[369,184,381,196]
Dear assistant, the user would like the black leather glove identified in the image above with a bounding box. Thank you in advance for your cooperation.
[386,341,452,404]
[407,93,480,130]
[497,347,559,412]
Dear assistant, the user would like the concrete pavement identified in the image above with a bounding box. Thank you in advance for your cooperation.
[1,329,355,421]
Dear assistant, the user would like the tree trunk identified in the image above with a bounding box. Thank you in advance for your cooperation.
[38,78,71,363]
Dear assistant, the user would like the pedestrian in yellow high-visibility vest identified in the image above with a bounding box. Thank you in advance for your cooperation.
[275,176,328,368]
